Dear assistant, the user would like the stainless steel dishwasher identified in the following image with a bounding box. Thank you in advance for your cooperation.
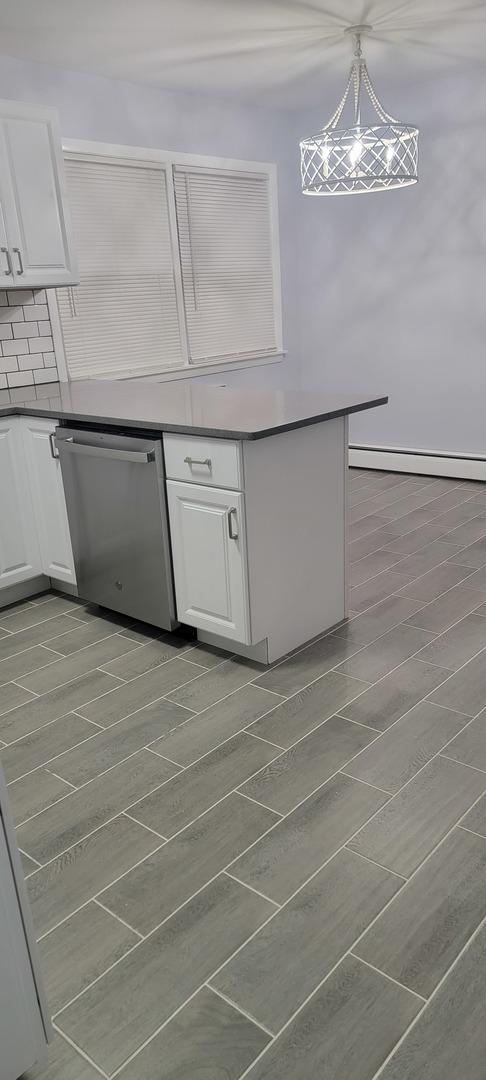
[55,426,178,630]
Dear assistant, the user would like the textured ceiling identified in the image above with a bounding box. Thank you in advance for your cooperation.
[0,0,484,106]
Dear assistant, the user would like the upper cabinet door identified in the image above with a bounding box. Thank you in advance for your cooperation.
[0,101,78,288]
[167,481,251,644]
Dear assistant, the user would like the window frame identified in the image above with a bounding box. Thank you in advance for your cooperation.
[51,139,284,382]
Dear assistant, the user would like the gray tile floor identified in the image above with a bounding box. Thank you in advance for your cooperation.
[3,467,486,1077]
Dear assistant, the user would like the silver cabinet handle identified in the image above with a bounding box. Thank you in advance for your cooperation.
[12,248,24,275]
[49,432,59,459]
[184,456,212,469]
[1,248,12,276]
[59,437,155,464]
[228,507,239,540]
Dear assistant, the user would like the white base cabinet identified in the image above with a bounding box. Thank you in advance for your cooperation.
[22,418,76,585]
[167,481,250,644]
[164,418,348,663]
[0,417,41,587]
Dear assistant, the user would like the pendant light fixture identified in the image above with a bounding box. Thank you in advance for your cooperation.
[300,25,419,196]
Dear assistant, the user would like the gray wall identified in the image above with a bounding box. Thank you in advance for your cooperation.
[0,53,302,391]
[295,70,486,456]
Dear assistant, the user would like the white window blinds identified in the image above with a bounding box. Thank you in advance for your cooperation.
[174,167,278,363]
[57,158,183,378]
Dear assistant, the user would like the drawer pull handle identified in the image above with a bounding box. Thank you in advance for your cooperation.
[49,433,59,459]
[13,248,24,275]
[1,248,12,276]
[228,507,239,540]
[184,456,212,469]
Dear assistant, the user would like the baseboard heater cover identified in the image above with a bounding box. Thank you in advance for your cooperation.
[349,445,486,482]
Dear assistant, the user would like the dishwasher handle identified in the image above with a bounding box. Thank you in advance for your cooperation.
[57,437,156,464]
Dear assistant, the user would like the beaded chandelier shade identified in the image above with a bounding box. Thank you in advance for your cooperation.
[300,26,419,197]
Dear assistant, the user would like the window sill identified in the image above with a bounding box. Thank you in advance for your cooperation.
[90,353,285,384]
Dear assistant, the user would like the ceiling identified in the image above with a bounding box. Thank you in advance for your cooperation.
[0,0,484,107]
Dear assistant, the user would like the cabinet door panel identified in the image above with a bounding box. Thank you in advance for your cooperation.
[0,106,77,288]
[22,418,76,584]
[167,481,250,643]
[0,418,41,586]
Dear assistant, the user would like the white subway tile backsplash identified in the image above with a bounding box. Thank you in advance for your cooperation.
[0,290,7,306]
[0,356,18,373]
[29,335,53,353]
[8,289,34,305]
[43,352,56,367]
[33,369,57,384]
[24,304,48,321]
[14,321,38,338]
[3,337,28,355]
[0,373,6,388]
[0,324,13,340]
[38,321,51,336]
[18,354,40,370]
[7,370,34,387]
[0,305,23,322]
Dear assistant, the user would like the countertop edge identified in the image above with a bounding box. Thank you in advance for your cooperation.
[0,395,388,440]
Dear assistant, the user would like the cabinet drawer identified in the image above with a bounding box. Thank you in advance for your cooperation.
[163,434,243,490]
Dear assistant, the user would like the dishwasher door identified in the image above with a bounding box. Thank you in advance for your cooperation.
[55,427,177,630]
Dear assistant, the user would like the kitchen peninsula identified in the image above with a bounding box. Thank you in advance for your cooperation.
[0,380,387,663]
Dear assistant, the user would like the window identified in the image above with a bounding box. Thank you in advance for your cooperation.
[56,145,282,379]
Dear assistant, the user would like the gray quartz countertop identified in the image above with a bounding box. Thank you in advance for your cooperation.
[0,379,388,440]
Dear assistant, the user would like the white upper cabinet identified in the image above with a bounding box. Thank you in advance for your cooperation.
[0,101,77,288]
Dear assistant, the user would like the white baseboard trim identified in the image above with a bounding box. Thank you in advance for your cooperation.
[349,446,486,482]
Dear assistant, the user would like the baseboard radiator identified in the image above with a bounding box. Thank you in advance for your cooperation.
[349,445,486,482]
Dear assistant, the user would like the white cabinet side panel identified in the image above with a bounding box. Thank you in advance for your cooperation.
[0,417,41,586]
[242,419,346,662]
[21,417,76,584]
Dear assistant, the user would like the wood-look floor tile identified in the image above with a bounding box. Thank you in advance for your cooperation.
[0,645,60,687]
[240,715,378,814]
[449,536,486,568]
[340,659,451,731]
[253,636,365,697]
[244,954,420,1080]
[56,875,273,1075]
[1,713,96,782]
[392,540,462,579]
[20,634,141,694]
[383,523,450,555]
[46,617,134,656]
[213,847,401,1031]
[100,635,192,680]
[0,596,80,633]
[49,699,192,786]
[7,767,72,825]
[28,815,162,936]
[415,614,486,671]
[152,684,283,766]
[396,563,476,603]
[129,732,280,838]
[443,708,486,770]
[167,657,263,712]
[0,669,122,743]
[349,514,394,542]
[334,596,424,646]
[378,921,486,1080]
[405,584,486,633]
[349,527,397,563]
[445,515,486,547]
[116,986,269,1080]
[348,756,486,877]
[38,900,139,1013]
[250,672,369,748]
[0,681,36,715]
[355,827,486,997]
[350,570,415,613]
[17,750,178,863]
[0,614,87,661]
[229,773,389,903]
[99,792,278,934]
[350,550,405,588]
[462,565,486,591]
[430,651,486,716]
[78,659,203,726]
[336,624,435,684]
[343,701,468,793]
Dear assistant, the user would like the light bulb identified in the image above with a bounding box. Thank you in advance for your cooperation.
[349,139,363,168]
[385,144,395,172]
[320,142,331,177]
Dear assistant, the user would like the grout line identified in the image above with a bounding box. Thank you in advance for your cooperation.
[92,897,144,940]
[456,824,486,840]
[439,753,486,776]
[338,770,394,797]
[52,1024,110,1078]
[223,870,281,909]
[206,982,275,1037]
[235,789,284,818]
[349,953,427,1002]
[122,810,168,841]
[244,730,285,751]
[342,846,407,881]
[46,768,78,790]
